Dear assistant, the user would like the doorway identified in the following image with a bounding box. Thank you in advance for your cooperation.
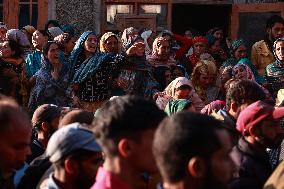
[172,4,231,36]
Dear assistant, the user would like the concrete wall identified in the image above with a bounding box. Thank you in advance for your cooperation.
[54,0,101,36]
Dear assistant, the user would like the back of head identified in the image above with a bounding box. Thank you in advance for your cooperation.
[59,109,94,127]
[266,15,284,29]
[0,95,30,132]
[153,112,224,183]
[93,95,166,157]
[226,80,266,110]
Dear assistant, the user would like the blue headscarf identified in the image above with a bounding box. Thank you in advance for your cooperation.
[71,52,115,84]
[69,31,96,79]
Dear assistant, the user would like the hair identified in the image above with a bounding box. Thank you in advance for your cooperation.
[266,15,284,29]
[153,66,171,91]
[93,96,166,157]
[225,80,266,110]
[45,20,61,32]
[153,112,224,183]
[54,149,102,169]
[4,40,22,58]
[191,61,211,87]
[0,95,30,132]
[42,41,58,57]
[59,109,94,128]
[54,33,73,50]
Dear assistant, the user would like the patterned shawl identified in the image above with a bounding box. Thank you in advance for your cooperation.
[69,31,96,79]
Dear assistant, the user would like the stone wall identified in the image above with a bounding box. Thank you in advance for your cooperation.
[55,0,101,36]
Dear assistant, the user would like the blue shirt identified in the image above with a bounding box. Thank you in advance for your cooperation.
[25,50,42,79]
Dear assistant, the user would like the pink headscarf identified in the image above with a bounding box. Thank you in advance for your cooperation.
[147,36,176,67]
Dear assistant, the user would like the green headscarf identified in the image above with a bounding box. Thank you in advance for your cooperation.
[164,99,192,116]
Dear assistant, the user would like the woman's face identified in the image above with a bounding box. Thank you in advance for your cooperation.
[133,39,145,57]
[193,42,207,55]
[156,40,170,58]
[233,65,247,80]
[104,36,119,53]
[47,43,60,64]
[199,73,210,89]
[275,41,284,61]
[165,70,172,86]
[234,45,247,60]
[0,41,14,58]
[220,69,232,85]
[210,40,222,54]
[84,34,97,53]
[174,88,191,99]
[65,37,76,54]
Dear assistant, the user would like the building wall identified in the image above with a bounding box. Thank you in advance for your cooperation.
[54,0,101,35]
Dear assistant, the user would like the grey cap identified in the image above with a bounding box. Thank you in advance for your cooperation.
[46,122,101,163]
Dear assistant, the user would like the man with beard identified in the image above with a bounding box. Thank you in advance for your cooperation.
[230,100,284,189]
[153,112,235,189]
[0,96,32,189]
[251,15,284,76]
[45,123,103,189]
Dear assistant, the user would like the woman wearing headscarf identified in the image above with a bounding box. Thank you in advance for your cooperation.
[147,36,177,68]
[6,29,32,58]
[112,36,159,98]
[0,39,27,105]
[54,33,76,59]
[28,41,70,113]
[121,27,139,50]
[266,37,284,97]
[99,32,121,54]
[222,39,247,67]
[155,77,204,112]
[164,99,195,116]
[191,60,221,104]
[69,31,137,112]
[232,63,271,100]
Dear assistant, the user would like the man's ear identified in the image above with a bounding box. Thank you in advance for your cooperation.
[230,101,238,113]
[118,138,132,158]
[65,159,78,175]
[41,122,49,132]
[187,156,206,178]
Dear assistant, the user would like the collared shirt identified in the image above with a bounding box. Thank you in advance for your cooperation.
[44,173,60,189]
[251,40,275,76]
[90,167,132,189]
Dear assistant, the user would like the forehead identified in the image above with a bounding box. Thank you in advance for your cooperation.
[0,28,7,32]
[106,35,117,42]
[49,43,59,50]
[236,45,247,51]
[158,40,169,47]
[87,34,97,40]
[194,42,206,46]
[276,41,284,47]
[272,22,284,29]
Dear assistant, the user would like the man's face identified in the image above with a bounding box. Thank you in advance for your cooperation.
[257,120,283,149]
[213,30,223,41]
[268,22,284,41]
[129,129,158,174]
[205,130,235,189]
[0,120,31,177]
[275,41,284,61]
[74,152,104,189]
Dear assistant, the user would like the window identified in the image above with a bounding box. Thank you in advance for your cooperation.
[19,0,38,28]
[139,4,167,28]
[106,4,134,26]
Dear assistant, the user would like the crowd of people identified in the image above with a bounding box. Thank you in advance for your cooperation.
[1,14,284,189]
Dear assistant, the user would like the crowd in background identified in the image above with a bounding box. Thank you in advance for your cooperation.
[1,14,284,189]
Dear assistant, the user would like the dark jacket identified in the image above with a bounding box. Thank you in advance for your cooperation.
[230,137,272,189]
